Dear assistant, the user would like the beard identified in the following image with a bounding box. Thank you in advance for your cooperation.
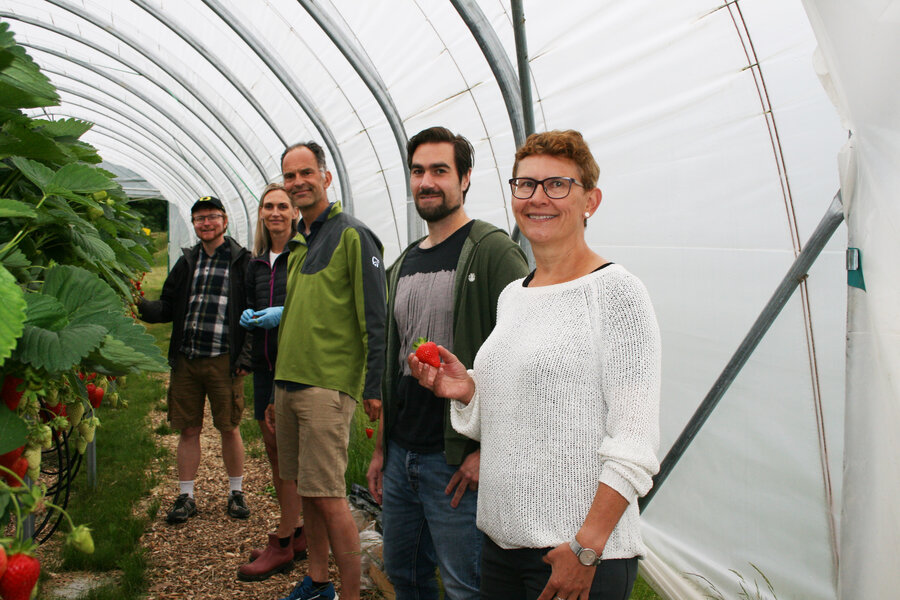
[414,189,462,223]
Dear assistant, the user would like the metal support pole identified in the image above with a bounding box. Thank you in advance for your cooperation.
[22,476,35,540]
[86,439,97,490]
[508,0,534,263]
[297,0,420,244]
[511,0,535,137]
[640,191,845,511]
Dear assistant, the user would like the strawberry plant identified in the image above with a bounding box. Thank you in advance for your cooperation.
[0,20,167,558]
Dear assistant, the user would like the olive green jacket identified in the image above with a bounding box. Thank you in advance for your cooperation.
[381,219,529,465]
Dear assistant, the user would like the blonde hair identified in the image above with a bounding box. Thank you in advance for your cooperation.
[253,183,296,255]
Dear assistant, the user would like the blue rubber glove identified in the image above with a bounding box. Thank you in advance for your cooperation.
[253,306,283,329]
[240,308,256,329]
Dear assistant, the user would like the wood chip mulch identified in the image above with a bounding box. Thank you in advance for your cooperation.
[140,390,383,600]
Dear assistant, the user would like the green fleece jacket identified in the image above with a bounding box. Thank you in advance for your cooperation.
[382,219,530,465]
[275,202,387,402]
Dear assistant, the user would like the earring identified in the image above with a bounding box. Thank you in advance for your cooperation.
[584,212,590,218]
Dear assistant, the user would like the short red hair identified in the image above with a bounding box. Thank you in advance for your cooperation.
[513,130,600,190]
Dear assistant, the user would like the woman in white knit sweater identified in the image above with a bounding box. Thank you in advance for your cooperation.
[408,130,661,600]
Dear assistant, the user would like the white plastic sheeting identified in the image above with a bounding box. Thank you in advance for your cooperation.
[5,1,897,598]
[801,1,900,598]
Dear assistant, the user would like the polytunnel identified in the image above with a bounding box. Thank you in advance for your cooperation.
[3,1,898,599]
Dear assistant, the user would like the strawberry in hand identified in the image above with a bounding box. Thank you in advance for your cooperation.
[413,337,441,368]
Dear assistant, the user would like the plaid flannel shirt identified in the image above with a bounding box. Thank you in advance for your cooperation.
[181,242,231,358]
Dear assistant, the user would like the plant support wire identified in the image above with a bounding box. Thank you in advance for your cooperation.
[640,190,845,511]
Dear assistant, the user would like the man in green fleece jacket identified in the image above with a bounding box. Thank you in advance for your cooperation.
[274,142,386,600]
[366,127,529,599]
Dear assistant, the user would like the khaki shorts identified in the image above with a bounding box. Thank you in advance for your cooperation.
[274,385,355,497]
[168,353,244,431]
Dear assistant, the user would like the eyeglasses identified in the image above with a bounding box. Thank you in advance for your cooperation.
[509,177,584,200]
[191,214,224,224]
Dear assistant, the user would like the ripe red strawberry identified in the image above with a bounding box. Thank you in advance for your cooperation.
[1,376,25,411]
[365,427,374,439]
[0,446,24,469]
[87,384,104,409]
[0,553,40,600]
[0,545,7,580]
[2,457,29,487]
[413,337,441,368]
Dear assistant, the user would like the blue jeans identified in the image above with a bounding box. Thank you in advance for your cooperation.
[382,441,481,600]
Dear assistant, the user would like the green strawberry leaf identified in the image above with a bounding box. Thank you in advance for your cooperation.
[0,197,37,218]
[14,322,107,373]
[42,264,121,324]
[0,403,28,455]
[0,120,67,162]
[70,227,117,264]
[23,293,68,330]
[0,23,59,109]
[0,264,27,363]
[86,332,167,374]
[33,117,93,139]
[0,248,31,270]
[10,156,55,193]
[51,163,114,193]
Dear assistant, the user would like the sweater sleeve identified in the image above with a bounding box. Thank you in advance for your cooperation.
[449,369,481,441]
[348,226,387,400]
[596,273,661,503]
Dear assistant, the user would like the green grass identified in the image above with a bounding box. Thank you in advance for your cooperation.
[631,573,662,599]
[56,370,167,594]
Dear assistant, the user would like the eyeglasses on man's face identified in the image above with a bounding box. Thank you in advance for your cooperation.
[508,177,584,200]
[191,214,225,224]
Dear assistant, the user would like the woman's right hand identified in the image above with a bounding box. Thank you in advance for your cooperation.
[407,345,476,404]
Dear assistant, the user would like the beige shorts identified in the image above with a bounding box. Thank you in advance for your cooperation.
[274,385,356,497]
[168,353,244,431]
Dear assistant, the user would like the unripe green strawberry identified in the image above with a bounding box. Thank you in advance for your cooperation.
[92,190,108,202]
[67,525,95,554]
[76,435,88,454]
[45,387,59,407]
[68,401,85,427]
[23,446,41,479]
[78,420,95,443]
[86,205,104,221]
[35,424,53,449]
[108,391,119,408]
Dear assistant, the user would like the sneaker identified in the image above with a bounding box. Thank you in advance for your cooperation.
[280,575,337,600]
[226,490,250,519]
[165,493,197,524]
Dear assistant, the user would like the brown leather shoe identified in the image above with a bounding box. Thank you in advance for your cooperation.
[249,527,307,562]
[237,533,293,581]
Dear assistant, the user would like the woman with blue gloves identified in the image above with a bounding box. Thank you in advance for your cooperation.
[236,183,308,581]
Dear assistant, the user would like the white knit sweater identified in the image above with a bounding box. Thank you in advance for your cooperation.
[451,264,661,558]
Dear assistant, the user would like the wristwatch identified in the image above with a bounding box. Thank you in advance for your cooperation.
[569,537,602,566]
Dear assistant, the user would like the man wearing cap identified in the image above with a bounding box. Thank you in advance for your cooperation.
[138,196,254,525]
